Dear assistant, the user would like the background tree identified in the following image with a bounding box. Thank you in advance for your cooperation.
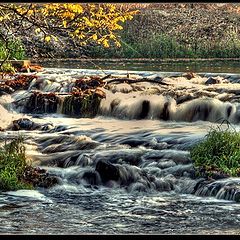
[0,3,138,61]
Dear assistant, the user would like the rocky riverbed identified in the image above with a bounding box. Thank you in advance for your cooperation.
[0,66,240,234]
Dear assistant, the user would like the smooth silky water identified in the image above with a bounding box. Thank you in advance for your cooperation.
[0,60,240,234]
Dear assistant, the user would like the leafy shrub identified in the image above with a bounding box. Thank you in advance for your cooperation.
[0,39,25,60]
[0,62,16,73]
[0,137,33,191]
[190,126,240,177]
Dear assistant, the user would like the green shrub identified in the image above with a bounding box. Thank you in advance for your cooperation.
[190,126,240,177]
[0,39,25,60]
[0,62,16,73]
[0,137,33,191]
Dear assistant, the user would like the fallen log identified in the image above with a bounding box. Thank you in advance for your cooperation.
[104,77,169,85]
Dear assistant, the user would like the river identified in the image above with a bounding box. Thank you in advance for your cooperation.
[0,60,240,234]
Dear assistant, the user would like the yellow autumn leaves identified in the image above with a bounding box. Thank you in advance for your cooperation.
[0,3,138,48]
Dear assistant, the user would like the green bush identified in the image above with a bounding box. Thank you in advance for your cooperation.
[0,137,33,191]
[0,39,25,60]
[0,62,16,73]
[190,126,240,177]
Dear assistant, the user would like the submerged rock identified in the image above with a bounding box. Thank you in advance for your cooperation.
[193,179,240,202]
[82,170,101,186]
[95,160,120,184]
[205,77,221,85]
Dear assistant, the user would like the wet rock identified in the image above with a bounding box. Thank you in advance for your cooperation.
[47,125,67,133]
[0,84,14,95]
[25,92,59,114]
[176,94,195,104]
[9,118,52,131]
[62,91,102,117]
[210,171,230,180]
[5,74,38,91]
[160,102,169,120]
[235,192,240,202]
[23,166,60,188]
[182,72,197,80]
[191,179,215,194]
[82,170,101,186]
[95,160,120,184]
[196,166,230,180]
[205,77,221,85]
[138,100,150,119]
[74,77,104,91]
[11,118,35,130]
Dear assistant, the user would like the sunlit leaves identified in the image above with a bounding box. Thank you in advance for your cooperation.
[0,3,139,48]
[44,36,51,42]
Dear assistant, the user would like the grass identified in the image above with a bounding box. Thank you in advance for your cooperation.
[190,125,240,177]
[0,137,33,191]
[86,25,240,59]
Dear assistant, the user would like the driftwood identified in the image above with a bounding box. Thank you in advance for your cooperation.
[104,77,169,86]
[100,74,111,81]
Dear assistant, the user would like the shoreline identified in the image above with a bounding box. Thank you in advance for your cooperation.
[31,57,240,62]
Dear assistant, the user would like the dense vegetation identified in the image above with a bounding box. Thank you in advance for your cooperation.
[0,137,33,191]
[0,39,25,60]
[190,126,240,177]
[86,4,240,59]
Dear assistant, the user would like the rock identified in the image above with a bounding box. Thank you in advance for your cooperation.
[138,100,150,119]
[210,171,230,180]
[235,192,240,202]
[182,72,197,80]
[82,170,101,186]
[23,166,60,188]
[95,160,120,184]
[0,85,15,95]
[11,118,35,130]
[205,77,221,85]
[10,118,52,131]
[176,94,195,104]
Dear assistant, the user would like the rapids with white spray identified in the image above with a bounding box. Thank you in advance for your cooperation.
[0,66,240,234]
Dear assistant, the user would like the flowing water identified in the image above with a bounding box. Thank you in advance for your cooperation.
[0,60,240,234]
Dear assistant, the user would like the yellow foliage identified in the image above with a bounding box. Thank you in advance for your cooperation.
[0,3,139,48]
[35,28,41,34]
[44,36,51,42]
[92,34,98,40]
